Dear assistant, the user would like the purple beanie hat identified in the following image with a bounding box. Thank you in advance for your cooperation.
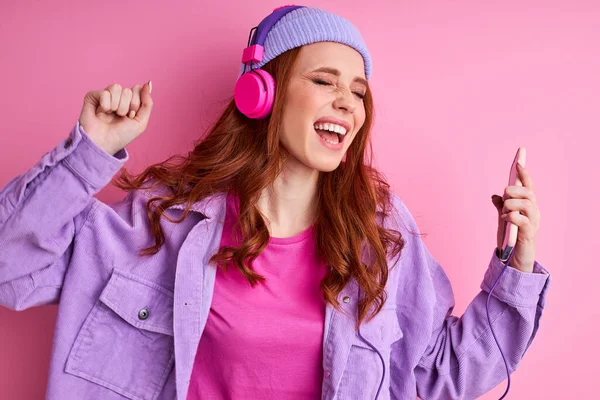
[238,6,372,80]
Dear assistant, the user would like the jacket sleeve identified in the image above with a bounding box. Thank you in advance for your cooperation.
[0,120,128,311]
[390,196,551,400]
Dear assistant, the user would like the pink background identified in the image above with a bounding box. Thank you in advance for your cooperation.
[0,0,597,398]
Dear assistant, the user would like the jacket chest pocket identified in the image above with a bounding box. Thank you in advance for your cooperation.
[337,308,403,400]
[65,269,175,400]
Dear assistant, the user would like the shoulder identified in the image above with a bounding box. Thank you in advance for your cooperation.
[87,179,173,228]
[379,191,423,240]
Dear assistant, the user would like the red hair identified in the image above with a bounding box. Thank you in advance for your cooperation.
[113,46,409,329]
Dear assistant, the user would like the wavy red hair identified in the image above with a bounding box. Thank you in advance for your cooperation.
[112,46,412,329]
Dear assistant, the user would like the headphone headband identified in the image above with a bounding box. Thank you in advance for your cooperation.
[242,5,305,67]
[250,5,304,48]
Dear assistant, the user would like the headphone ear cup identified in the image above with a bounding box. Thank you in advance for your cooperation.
[234,69,276,119]
[250,69,276,119]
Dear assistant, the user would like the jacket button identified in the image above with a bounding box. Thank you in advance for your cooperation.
[138,308,149,320]
[343,296,350,303]
[64,138,73,148]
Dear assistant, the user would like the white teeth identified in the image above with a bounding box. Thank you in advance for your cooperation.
[314,122,347,135]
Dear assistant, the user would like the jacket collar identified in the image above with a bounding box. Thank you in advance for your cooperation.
[166,192,228,219]
[141,182,228,219]
[143,183,390,222]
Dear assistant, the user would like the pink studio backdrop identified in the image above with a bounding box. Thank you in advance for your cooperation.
[0,0,597,399]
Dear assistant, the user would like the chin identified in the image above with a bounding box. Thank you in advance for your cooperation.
[307,158,343,172]
[285,147,345,172]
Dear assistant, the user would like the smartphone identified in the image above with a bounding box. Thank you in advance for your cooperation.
[498,147,527,262]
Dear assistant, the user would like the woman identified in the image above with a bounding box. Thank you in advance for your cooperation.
[0,5,550,400]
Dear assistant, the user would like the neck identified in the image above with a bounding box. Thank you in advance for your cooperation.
[256,156,319,238]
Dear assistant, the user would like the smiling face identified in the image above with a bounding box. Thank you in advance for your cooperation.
[279,42,368,172]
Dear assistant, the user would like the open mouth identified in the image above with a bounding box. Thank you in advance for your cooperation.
[313,125,347,144]
[315,129,345,144]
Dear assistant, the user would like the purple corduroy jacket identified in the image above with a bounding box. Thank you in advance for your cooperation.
[0,120,551,400]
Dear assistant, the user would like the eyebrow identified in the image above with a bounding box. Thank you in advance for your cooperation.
[311,67,368,87]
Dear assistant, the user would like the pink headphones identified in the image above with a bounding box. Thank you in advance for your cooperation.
[234,5,304,119]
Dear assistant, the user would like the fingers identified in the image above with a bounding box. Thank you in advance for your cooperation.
[82,89,111,114]
[495,164,539,245]
[500,197,541,231]
[503,185,537,203]
[99,90,111,112]
[117,88,133,116]
[501,164,535,201]
[128,84,142,118]
[501,198,534,216]
[105,83,123,112]
[500,211,530,228]
[98,83,149,119]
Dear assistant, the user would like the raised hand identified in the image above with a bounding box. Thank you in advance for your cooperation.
[78,81,154,156]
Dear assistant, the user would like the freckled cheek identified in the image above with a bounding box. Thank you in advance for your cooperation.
[299,92,328,111]
[347,117,365,145]
[281,116,312,148]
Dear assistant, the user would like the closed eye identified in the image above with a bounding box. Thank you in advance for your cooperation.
[312,78,365,100]
[313,78,331,86]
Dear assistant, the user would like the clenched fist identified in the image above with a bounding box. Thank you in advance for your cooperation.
[78,81,153,156]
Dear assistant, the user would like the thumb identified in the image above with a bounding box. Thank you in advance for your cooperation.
[134,81,154,127]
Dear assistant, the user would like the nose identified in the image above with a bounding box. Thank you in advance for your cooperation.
[332,88,357,114]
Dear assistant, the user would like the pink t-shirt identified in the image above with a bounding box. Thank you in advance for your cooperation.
[186,192,328,399]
